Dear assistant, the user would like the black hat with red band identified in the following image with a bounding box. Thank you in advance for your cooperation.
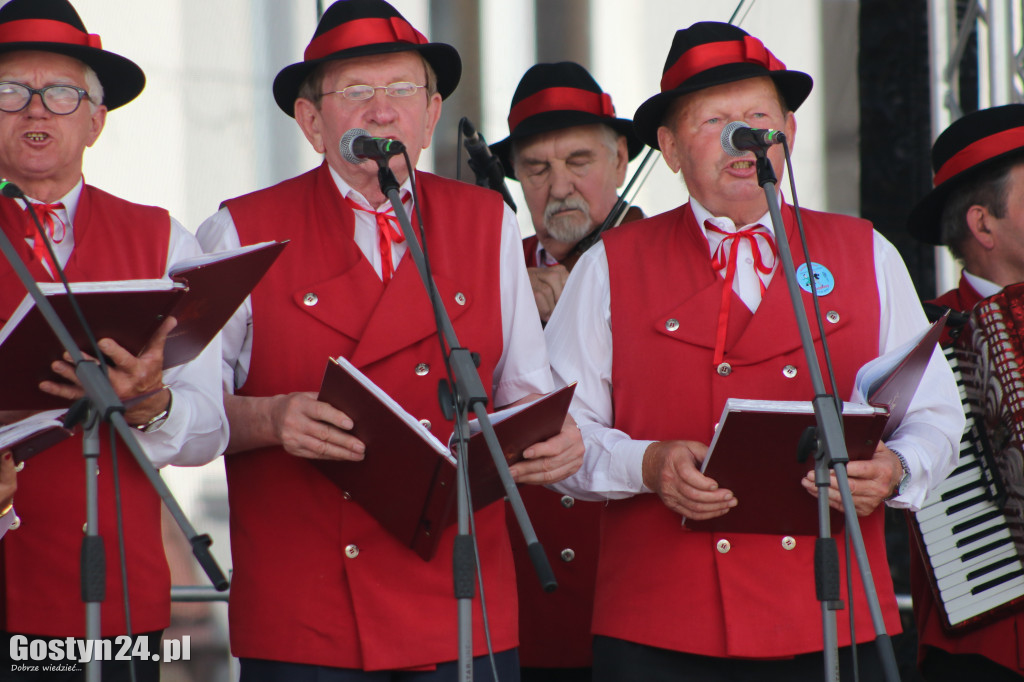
[633,21,812,150]
[273,0,461,117]
[0,0,145,110]
[489,61,645,180]
[908,104,1024,245]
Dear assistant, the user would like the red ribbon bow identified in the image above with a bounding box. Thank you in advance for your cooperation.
[705,221,777,367]
[25,201,67,279]
[344,195,408,284]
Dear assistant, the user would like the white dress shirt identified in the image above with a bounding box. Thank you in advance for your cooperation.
[545,200,964,512]
[196,165,554,407]
[19,179,229,468]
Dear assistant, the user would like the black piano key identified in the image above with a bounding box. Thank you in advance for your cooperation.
[948,493,990,515]
[952,509,1003,535]
[959,529,1012,557]
[966,555,1020,581]
[971,567,1024,596]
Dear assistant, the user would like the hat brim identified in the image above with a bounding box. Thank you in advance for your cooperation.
[908,147,1024,245]
[272,41,461,117]
[633,65,813,150]
[0,43,144,110]
[490,112,646,180]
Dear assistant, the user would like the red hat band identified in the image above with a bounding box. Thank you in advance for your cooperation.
[933,126,1024,186]
[0,18,101,50]
[660,35,785,93]
[508,87,614,132]
[304,16,426,62]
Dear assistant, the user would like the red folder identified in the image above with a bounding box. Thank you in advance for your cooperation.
[0,409,74,464]
[313,355,576,560]
[685,401,888,535]
[0,240,286,410]
[686,314,947,536]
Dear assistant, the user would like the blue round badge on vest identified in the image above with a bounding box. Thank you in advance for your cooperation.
[796,263,835,295]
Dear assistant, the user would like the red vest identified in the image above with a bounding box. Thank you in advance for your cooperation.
[523,234,539,268]
[913,275,1024,674]
[0,186,172,636]
[511,208,643,668]
[223,163,515,671]
[598,202,900,658]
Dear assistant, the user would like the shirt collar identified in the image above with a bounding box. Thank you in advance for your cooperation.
[18,177,84,224]
[329,165,413,210]
[962,269,1003,298]
[690,195,776,239]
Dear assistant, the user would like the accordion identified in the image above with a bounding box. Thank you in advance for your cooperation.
[911,285,1024,631]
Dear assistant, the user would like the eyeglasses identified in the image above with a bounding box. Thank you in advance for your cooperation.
[320,82,427,102]
[0,82,92,115]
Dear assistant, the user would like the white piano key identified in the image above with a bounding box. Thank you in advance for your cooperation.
[944,571,1024,626]
[922,513,1006,555]
[931,526,1015,571]
[937,545,1019,590]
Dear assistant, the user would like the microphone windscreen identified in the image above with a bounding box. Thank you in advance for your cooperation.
[340,128,371,165]
[720,120,751,157]
[0,180,24,198]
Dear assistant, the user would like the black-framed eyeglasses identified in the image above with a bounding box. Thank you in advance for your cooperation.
[320,82,427,102]
[0,82,92,115]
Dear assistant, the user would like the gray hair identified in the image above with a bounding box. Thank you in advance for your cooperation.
[938,157,1019,261]
[83,63,103,112]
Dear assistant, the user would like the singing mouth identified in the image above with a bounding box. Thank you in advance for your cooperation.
[730,160,754,170]
[25,132,49,142]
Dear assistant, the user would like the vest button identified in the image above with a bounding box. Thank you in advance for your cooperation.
[560,548,576,562]
[419,419,432,430]
[826,310,840,324]
[341,491,352,501]
[665,318,680,332]
[560,495,575,509]
[344,544,360,559]
[414,363,430,376]
[782,364,798,379]
[9,515,19,530]
[716,539,731,554]
[455,292,467,306]
[716,362,732,377]
[782,536,797,550]
[303,292,318,306]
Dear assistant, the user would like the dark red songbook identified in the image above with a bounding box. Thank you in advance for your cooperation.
[0,240,286,410]
[686,314,947,535]
[313,355,576,560]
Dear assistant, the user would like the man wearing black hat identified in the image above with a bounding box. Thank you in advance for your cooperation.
[197,1,583,680]
[906,104,1024,682]
[545,21,963,679]
[488,61,644,682]
[490,61,645,324]
[0,1,229,680]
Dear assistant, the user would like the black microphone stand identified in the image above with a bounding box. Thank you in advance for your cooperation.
[460,118,517,212]
[373,157,555,682]
[753,149,901,682]
[0,190,228,682]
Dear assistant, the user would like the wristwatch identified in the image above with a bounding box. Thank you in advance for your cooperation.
[134,389,172,434]
[886,448,911,500]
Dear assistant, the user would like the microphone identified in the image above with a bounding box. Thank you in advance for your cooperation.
[721,121,786,157]
[0,179,24,198]
[460,117,516,211]
[340,128,406,164]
